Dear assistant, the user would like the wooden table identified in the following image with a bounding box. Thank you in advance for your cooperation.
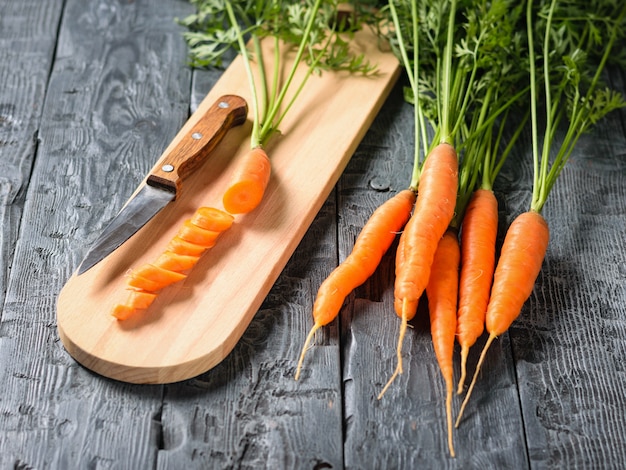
[1,1,625,468]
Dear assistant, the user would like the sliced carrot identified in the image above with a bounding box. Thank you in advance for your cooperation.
[456,210,550,427]
[191,207,235,232]
[222,147,271,214]
[176,220,221,248]
[111,304,137,321]
[125,289,158,309]
[294,189,416,380]
[126,272,163,292]
[166,236,207,257]
[153,251,200,273]
[128,264,187,292]
[111,290,157,320]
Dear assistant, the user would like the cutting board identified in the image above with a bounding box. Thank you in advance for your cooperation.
[57,28,400,384]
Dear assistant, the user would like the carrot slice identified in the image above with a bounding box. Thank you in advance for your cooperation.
[128,264,186,292]
[111,304,136,321]
[153,251,200,273]
[126,290,157,309]
[191,207,235,232]
[126,273,162,292]
[166,236,207,257]
[177,220,220,248]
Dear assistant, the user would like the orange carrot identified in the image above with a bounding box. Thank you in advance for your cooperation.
[125,290,158,309]
[455,210,549,426]
[456,188,499,394]
[177,220,221,248]
[111,290,157,320]
[394,144,459,316]
[166,236,207,257]
[425,228,460,457]
[129,264,187,291]
[294,189,417,380]
[222,147,271,214]
[126,272,164,292]
[111,304,136,321]
[154,251,200,273]
[380,143,458,396]
[191,207,235,232]
[111,205,235,320]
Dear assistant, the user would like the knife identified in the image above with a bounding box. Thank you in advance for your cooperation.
[77,94,248,275]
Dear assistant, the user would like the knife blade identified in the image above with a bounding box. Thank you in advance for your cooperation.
[77,94,248,275]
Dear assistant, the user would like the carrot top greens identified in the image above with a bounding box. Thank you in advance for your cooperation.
[380,0,530,225]
[180,0,377,149]
[527,0,626,213]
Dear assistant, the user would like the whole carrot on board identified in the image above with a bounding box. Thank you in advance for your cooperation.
[456,0,626,426]
[222,147,271,214]
[111,2,378,321]
[181,1,377,216]
[294,189,416,380]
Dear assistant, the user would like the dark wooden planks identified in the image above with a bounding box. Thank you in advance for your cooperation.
[0,0,64,305]
[154,69,344,469]
[337,79,528,468]
[0,0,194,467]
[509,68,626,468]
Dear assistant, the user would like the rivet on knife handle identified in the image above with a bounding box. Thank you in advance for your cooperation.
[147,94,248,195]
[76,94,248,275]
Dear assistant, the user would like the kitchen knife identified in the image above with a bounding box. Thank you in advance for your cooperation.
[77,94,248,275]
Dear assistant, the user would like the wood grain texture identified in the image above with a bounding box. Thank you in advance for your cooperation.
[56,27,400,384]
[1,0,626,467]
[0,0,64,304]
[0,0,193,467]
[508,66,626,469]
[336,80,529,469]
[156,188,344,468]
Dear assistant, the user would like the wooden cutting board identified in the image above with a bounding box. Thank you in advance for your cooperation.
[56,28,400,384]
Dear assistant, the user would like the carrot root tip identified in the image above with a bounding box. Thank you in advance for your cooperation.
[457,346,469,395]
[295,323,321,381]
[455,333,497,428]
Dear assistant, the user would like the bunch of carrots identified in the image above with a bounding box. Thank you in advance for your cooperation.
[295,0,626,459]
[109,1,377,319]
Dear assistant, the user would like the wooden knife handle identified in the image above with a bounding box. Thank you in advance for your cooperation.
[146,94,248,195]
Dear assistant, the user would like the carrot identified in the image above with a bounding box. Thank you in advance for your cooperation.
[456,188,499,393]
[222,147,271,215]
[166,236,208,257]
[177,220,221,248]
[126,272,164,292]
[129,264,187,292]
[455,210,549,426]
[425,228,460,458]
[111,304,136,321]
[125,290,158,309]
[393,144,458,316]
[111,205,235,320]
[294,189,416,380]
[111,290,158,320]
[380,143,458,397]
[191,207,235,232]
[153,251,200,273]
[454,0,626,424]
